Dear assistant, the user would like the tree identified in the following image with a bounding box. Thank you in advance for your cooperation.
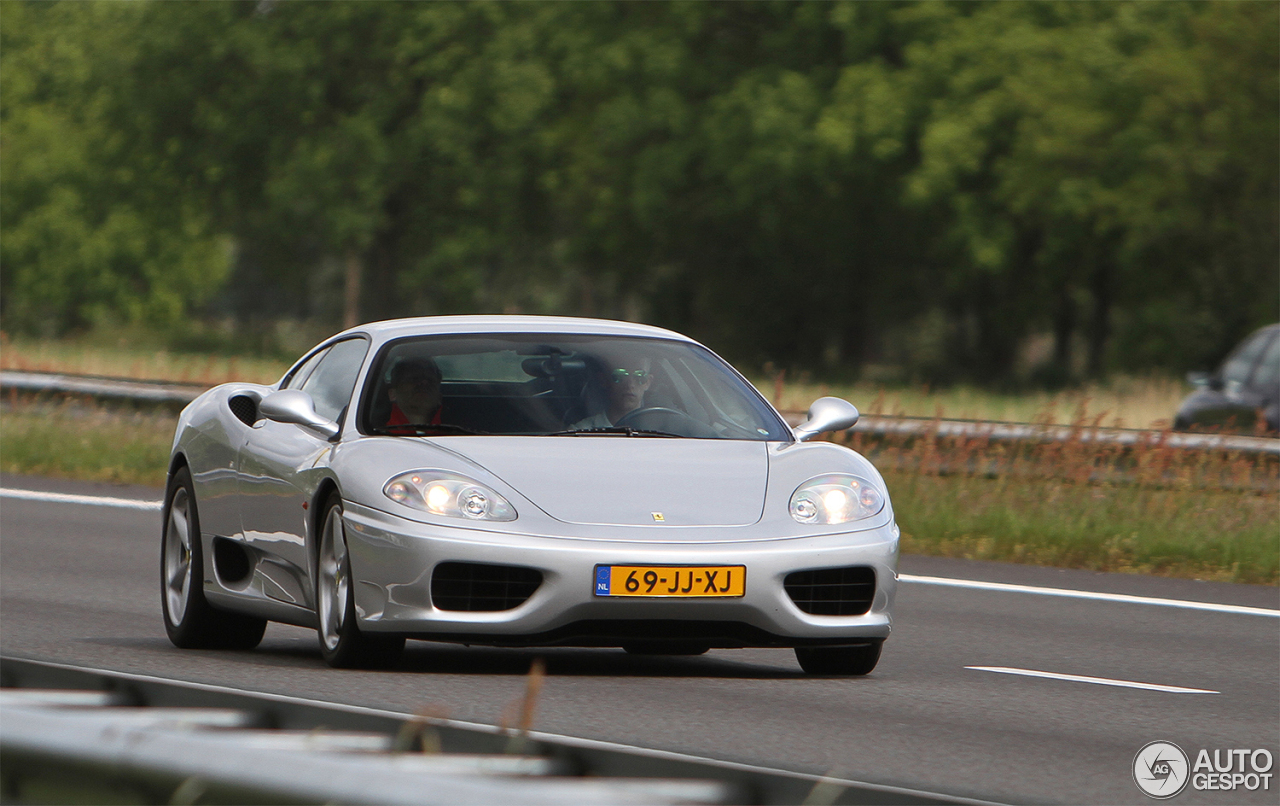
[0,2,229,335]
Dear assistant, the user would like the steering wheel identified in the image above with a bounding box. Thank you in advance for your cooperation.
[615,406,717,438]
[615,407,686,427]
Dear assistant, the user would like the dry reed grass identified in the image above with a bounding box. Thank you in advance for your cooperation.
[0,334,289,386]
[761,373,1187,430]
[830,422,1279,584]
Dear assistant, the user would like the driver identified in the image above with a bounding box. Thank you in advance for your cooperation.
[570,355,652,429]
[386,356,443,429]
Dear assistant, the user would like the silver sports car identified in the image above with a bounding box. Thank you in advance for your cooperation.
[162,316,899,674]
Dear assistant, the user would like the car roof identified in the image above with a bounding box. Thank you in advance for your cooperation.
[338,315,696,345]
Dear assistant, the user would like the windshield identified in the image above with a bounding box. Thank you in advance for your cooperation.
[359,334,791,440]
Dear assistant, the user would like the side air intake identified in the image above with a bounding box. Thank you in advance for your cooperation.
[228,395,260,426]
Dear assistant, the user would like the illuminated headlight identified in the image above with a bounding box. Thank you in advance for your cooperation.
[789,475,884,524]
[383,471,517,522]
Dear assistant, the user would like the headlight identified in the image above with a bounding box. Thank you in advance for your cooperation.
[383,470,517,522]
[789,474,884,524]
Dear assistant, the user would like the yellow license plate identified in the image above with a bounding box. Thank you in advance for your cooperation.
[593,565,746,598]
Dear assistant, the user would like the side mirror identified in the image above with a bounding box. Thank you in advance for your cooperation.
[793,396,859,442]
[259,389,340,440]
[1188,371,1224,392]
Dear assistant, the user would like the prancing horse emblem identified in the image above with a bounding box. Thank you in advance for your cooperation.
[651,512,665,522]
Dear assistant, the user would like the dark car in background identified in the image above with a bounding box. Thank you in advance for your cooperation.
[1175,324,1280,433]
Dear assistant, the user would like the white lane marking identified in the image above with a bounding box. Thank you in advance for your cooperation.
[966,666,1219,694]
[3,487,1275,619]
[0,488,162,512]
[901,573,1280,618]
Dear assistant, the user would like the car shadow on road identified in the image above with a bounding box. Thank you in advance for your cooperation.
[119,637,870,680]
[233,638,816,679]
[390,644,814,679]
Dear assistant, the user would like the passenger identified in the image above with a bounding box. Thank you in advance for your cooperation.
[386,357,443,429]
[570,356,652,429]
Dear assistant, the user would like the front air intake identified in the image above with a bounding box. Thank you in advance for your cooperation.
[431,562,542,612]
[784,566,875,616]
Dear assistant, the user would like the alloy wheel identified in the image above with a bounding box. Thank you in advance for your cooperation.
[163,488,193,625]
[318,505,349,652]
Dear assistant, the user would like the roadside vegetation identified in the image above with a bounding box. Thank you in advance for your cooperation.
[3,335,1190,429]
[836,430,1278,585]
[2,367,1274,585]
[0,332,291,386]
[1,399,177,486]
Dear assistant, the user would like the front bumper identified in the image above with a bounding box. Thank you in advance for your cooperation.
[341,503,898,648]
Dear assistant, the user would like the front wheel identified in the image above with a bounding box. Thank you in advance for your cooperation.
[316,493,404,669]
[161,466,266,650]
[794,642,882,675]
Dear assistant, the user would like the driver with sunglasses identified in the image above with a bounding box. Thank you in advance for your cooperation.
[570,356,653,429]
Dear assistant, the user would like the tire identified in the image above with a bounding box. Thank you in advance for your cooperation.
[794,642,882,676]
[161,466,266,650]
[316,492,405,669]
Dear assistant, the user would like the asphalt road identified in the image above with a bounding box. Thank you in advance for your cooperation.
[2,473,1277,805]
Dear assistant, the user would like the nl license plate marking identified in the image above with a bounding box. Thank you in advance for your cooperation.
[594,565,746,598]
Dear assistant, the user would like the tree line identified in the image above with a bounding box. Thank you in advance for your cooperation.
[2,1,1276,382]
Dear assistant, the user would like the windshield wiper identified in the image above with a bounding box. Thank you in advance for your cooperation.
[368,424,487,436]
[547,426,681,438]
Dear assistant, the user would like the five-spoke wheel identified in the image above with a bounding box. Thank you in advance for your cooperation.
[315,492,404,668]
[160,467,265,650]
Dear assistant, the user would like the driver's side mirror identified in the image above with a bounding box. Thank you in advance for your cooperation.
[259,389,340,440]
[793,396,859,442]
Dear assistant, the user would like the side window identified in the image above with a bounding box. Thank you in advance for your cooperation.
[284,348,330,390]
[300,339,370,423]
[1221,331,1271,385]
[1249,334,1279,391]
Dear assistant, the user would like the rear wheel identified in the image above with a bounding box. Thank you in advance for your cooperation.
[161,467,266,650]
[794,642,882,676]
[316,493,404,669]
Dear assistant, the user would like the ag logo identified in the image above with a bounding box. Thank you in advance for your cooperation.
[1134,741,1190,799]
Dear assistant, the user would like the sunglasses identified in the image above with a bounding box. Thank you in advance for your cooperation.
[609,368,650,383]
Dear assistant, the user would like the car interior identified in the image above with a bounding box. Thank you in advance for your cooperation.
[359,337,781,439]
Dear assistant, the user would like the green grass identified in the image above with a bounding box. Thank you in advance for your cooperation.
[890,472,1278,585]
[1,401,177,486]
[2,399,1275,585]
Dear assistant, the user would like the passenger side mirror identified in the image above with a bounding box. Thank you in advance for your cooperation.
[259,389,340,440]
[1187,371,1224,392]
[793,397,859,442]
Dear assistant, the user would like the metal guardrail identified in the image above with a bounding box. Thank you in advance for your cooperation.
[0,370,208,405]
[0,656,985,806]
[836,413,1280,457]
[3,369,1276,456]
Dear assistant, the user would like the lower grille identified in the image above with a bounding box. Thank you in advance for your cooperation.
[784,566,876,616]
[431,562,542,612]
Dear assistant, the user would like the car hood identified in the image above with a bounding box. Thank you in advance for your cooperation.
[436,437,768,527]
